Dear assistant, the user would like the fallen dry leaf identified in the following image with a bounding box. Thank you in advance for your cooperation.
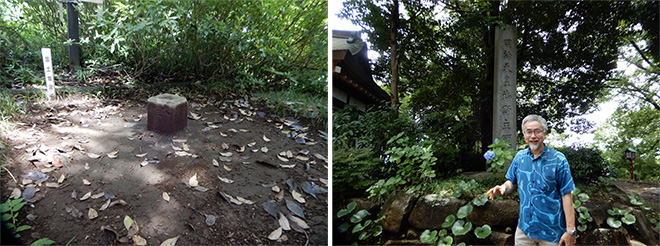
[223,165,232,171]
[271,186,281,193]
[263,135,271,142]
[277,155,289,162]
[292,190,305,203]
[218,176,234,184]
[220,152,233,157]
[135,153,148,158]
[66,206,83,218]
[267,227,282,241]
[82,179,91,185]
[313,153,327,163]
[91,192,105,199]
[45,182,59,188]
[100,199,111,211]
[278,212,291,231]
[163,192,170,202]
[261,147,268,153]
[80,191,91,201]
[189,173,199,187]
[57,174,65,184]
[194,186,209,192]
[171,143,182,151]
[280,164,296,168]
[9,188,21,199]
[212,159,219,167]
[87,153,101,159]
[133,235,147,246]
[107,151,119,159]
[247,142,257,147]
[287,214,310,231]
[88,208,98,220]
[159,236,180,246]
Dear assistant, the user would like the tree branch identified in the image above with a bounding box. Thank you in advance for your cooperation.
[630,40,657,70]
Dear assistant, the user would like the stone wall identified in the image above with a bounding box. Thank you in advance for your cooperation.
[374,192,659,245]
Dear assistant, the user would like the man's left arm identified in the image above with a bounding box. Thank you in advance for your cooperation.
[558,192,576,246]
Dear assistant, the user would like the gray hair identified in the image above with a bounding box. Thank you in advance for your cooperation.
[521,114,548,132]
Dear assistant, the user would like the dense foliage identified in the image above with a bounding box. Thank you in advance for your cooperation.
[339,0,653,172]
[0,0,327,94]
[555,146,609,183]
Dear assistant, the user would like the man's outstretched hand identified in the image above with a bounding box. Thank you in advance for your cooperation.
[486,185,506,200]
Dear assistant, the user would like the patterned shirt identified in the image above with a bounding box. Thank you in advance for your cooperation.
[505,145,575,242]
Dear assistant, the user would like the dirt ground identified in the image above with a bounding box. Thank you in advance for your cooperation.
[1,93,328,245]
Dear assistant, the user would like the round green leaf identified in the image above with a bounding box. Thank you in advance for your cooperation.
[337,223,350,233]
[337,202,357,218]
[607,217,622,228]
[578,193,590,202]
[578,206,588,213]
[451,220,472,236]
[622,213,636,225]
[457,242,466,246]
[577,224,587,232]
[358,231,369,241]
[607,209,618,216]
[420,230,438,243]
[472,194,488,207]
[573,200,581,208]
[442,214,456,228]
[630,199,644,206]
[439,236,453,246]
[372,225,383,237]
[350,210,370,223]
[457,204,473,219]
[352,222,366,233]
[474,225,492,239]
[438,229,447,237]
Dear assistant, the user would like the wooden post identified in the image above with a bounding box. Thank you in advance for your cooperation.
[66,1,80,71]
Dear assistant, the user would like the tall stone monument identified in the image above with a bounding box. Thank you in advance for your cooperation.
[492,25,517,150]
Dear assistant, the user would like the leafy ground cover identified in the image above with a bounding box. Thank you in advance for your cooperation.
[0,87,328,245]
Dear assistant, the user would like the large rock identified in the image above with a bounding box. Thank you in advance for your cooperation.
[379,190,418,233]
[489,231,514,245]
[408,195,466,230]
[625,209,659,245]
[582,201,611,227]
[466,200,519,227]
[347,198,379,214]
[578,228,629,245]
[147,93,187,135]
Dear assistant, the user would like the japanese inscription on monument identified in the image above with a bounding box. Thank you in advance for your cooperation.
[41,48,56,101]
[493,26,517,150]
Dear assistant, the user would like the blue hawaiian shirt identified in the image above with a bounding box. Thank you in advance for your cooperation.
[505,145,575,243]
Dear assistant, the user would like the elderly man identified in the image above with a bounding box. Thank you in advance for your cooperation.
[487,115,576,246]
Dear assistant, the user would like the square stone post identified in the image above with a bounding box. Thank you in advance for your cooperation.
[147,93,188,135]
[493,25,517,152]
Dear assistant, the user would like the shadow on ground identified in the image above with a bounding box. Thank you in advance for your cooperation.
[2,94,328,245]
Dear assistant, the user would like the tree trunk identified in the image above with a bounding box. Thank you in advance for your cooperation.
[478,0,500,169]
[389,0,400,114]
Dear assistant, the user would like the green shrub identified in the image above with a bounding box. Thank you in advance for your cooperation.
[555,146,609,183]
[332,147,383,199]
[367,132,437,200]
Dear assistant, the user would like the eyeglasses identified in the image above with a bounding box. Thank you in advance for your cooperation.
[524,129,545,136]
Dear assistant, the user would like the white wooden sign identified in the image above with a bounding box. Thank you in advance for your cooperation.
[41,48,56,100]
